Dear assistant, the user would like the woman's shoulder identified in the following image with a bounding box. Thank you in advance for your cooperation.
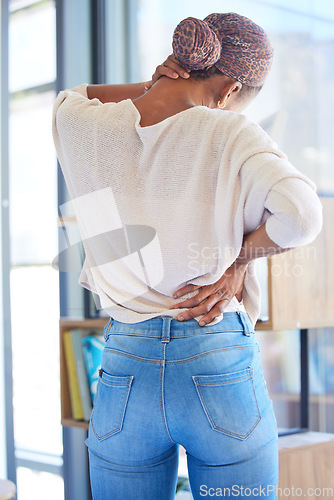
[190,107,276,151]
[193,106,268,134]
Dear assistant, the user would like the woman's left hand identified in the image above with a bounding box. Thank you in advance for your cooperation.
[170,263,248,326]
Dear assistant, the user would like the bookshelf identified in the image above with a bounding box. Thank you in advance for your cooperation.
[60,317,107,429]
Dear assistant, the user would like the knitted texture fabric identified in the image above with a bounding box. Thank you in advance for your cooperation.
[52,84,322,326]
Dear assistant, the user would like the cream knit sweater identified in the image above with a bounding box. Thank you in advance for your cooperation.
[52,84,323,326]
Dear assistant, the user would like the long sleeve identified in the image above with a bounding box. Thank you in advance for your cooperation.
[52,83,104,170]
[264,177,323,248]
[240,148,323,249]
[52,83,89,134]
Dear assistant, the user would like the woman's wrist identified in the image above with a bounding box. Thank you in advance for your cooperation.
[234,258,250,271]
[235,244,252,268]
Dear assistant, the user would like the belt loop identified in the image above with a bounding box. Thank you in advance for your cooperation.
[161,317,172,343]
[237,311,252,337]
[104,317,113,341]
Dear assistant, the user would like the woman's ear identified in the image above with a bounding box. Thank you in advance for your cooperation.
[218,80,242,107]
[226,81,242,101]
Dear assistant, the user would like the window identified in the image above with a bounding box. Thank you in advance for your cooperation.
[9,1,64,497]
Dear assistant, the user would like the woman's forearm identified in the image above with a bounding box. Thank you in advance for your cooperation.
[236,223,290,268]
[87,83,148,103]
[86,57,191,103]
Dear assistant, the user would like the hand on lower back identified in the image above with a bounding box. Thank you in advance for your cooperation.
[170,262,247,326]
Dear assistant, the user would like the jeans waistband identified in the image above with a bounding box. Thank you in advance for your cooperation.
[103,312,254,342]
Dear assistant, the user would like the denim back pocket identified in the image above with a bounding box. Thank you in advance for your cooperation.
[91,369,133,441]
[192,367,261,440]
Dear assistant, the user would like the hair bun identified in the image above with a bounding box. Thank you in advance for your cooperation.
[172,17,221,71]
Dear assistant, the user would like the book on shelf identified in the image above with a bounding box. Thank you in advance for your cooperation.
[70,329,94,421]
[81,335,104,404]
[63,330,84,420]
[63,328,105,421]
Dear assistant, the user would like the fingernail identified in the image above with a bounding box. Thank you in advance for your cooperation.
[199,320,205,326]
[173,73,178,78]
[178,315,184,321]
[184,72,189,78]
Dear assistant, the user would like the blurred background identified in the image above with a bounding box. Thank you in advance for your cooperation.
[1,1,334,499]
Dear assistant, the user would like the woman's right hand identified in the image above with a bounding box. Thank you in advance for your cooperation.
[150,55,190,86]
[170,262,248,326]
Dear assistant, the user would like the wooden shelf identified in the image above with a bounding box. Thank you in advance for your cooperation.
[271,392,334,404]
[61,418,89,429]
[278,432,334,498]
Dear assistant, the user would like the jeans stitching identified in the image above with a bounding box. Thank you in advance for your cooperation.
[104,348,161,363]
[104,318,113,341]
[88,446,179,469]
[193,368,261,440]
[99,378,133,387]
[249,366,262,430]
[166,345,258,364]
[103,345,258,364]
[106,329,244,339]
[159,343,175,444]
[172,330,244,337]
[194,376,251,386]
[91,376,133,441]
[108,332,162,338]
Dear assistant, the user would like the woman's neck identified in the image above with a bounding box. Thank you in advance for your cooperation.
[132,77,217,127]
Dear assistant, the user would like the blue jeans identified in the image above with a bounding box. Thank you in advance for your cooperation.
[86,312,278,499]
